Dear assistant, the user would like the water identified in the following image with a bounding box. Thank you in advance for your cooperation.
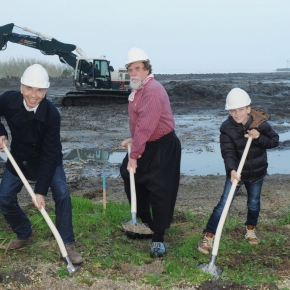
[154,68,279,74]
[181,145,290,175]
[0,152,6,162]
[62,148,110,161]
[107,143,290,176]
[278,129,290,142]
[109,128,290,176]
[1,143,289,176]
[1,128,289,177]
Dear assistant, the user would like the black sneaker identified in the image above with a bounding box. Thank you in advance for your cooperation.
[150,242,166,258]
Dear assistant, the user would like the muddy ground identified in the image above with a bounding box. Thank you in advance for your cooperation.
[0,72,290,289]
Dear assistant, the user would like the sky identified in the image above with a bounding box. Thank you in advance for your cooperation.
[0,0,290,74]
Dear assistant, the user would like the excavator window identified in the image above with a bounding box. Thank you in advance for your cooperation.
[75,59,112,89]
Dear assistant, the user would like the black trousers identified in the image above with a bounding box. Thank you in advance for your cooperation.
[120,131,181,233]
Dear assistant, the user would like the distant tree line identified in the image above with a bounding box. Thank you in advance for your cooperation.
[0,57,72,78]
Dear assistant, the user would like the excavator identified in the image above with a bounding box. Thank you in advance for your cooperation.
[0,23,131,106]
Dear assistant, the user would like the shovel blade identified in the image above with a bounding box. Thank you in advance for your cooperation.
[198,262,222,279]
[64,256,83,276]
[122,219,137,226]
[121,220,153,235]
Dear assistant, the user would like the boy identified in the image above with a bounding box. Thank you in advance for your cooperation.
[198,88,279,254]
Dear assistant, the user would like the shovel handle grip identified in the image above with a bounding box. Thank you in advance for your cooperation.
[3,145,68,258]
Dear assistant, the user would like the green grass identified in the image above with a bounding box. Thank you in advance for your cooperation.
[277,207,290,225]
[0,196,289,288]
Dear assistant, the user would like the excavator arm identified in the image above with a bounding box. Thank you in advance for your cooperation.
[0,23,130,106]
[0,23,78,69]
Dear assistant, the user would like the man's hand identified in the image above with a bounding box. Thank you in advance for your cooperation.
[247,129,260,140]
[32,194,45,210]
[121,138,138,172]
[121,138,133,148]
[0,136,8,152]
[127,158,137,173]
[230,170,241,184]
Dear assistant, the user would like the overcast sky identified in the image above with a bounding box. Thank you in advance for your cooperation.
[0,0,289,74]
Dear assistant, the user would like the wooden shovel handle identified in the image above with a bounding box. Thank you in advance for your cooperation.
[3,145,68,258]
[128,144,137,214]
[212,136,253,256]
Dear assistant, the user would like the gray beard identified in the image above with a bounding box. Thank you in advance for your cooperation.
[130,77,142,90]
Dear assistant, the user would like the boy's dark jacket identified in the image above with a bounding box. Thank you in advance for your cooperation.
[0,90,63,195]
[220,108,279,182]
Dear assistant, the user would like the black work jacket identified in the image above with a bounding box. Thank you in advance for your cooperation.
[220,108,279,182]
[0,91,63,195]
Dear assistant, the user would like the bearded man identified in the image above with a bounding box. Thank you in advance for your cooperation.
[120,47,181,258]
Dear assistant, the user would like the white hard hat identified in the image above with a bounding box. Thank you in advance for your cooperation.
[125,47,149,66]
[21,64,50,88]
[225,88,251,110]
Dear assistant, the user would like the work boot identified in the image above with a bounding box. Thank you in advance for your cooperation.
[65,243,83,264]
[150,242,166,258]
[5,237,33,250]
[245,225,259,244]
[198,232,214,254]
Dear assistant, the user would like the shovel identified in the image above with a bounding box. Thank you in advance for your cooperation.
[121,143,153,236]
[198,136,253,279]
[3,145,76,276]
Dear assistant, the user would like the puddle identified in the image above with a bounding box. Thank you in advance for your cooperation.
[0,152,6,162]
[110,128,290,176]
[1,132,289,177]
[181,145,290,175]
[181,129,290,175]
[63,148,110,161]
[279,130,290,142]
[107,141,290,176]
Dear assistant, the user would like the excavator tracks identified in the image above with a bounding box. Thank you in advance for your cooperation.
[61,90,129,106]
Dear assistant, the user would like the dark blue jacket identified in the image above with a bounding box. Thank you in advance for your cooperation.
[220,108,279,182]
[0,91,63,195]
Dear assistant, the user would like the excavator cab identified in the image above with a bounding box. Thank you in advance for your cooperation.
[75,59,112,90]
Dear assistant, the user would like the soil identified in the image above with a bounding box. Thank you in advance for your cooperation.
[0,72,290,289]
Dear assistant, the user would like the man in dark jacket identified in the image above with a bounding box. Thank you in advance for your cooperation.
[0,64,83,264]
[197,88,279,254]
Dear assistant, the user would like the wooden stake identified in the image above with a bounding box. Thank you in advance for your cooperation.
[103,174,106,212]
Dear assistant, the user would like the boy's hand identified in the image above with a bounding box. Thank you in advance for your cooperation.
[231,170,241,183]
[247,129,260,139]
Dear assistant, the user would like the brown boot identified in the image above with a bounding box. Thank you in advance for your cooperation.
[245,225,259,244]
[65,243,83,264]
[197,232,214,254]
[5,237,33,250]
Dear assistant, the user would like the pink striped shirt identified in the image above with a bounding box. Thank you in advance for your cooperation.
[128,78,175,159]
